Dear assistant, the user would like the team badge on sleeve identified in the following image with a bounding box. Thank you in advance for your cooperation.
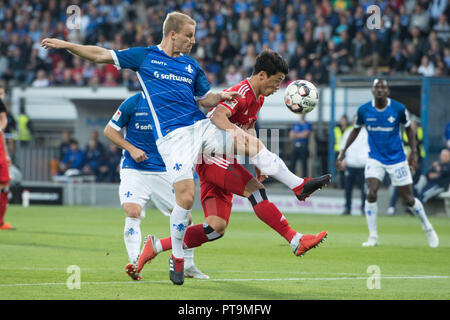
[223,99,238,109]
[112,109,122,121]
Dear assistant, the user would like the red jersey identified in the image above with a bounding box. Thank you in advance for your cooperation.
[207,79,264,130]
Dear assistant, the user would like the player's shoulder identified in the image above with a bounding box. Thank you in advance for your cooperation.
[120,92,143,112]
[389,98,406,111]
[358,101,372,114]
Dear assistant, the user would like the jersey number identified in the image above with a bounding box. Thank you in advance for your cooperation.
[394,167,408,179]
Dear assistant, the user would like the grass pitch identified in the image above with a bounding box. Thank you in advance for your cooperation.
[0,205,449,300]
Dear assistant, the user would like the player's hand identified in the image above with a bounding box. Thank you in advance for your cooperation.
[129,147,148,162]
[337,150,345,162]
[255,166,268,183]
[219,91,243,101]
[336,159,346,171]
[5,155,11,166]
[41,38,69,50]
[408,150,418,174]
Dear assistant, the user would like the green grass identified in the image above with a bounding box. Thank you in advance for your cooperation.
[0,205,449,300]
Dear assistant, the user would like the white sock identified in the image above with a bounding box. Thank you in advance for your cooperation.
[289,232,304,251]
[184,248,194,268]
[250,148,303,189]
[365,201,378,239]
[170,204,190,259]
[409,198,432,230]
[124,217,141,265]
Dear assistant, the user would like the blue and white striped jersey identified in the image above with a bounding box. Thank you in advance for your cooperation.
[110,45,210,140]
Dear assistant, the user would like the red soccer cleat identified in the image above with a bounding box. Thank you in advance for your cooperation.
[293,174,332,201]
[136,234,158,273]
[0,222,16,230]
[169,254,184,285]
[125,263,142,281]
[293,231,328,257]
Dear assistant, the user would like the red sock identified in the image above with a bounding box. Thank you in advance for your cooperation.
[0,191,8,226]
[253,200,297,242]
[159,223,210,252]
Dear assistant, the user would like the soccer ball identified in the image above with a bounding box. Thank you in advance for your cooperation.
[284,80,319,114]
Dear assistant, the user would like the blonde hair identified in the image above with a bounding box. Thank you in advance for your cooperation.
[162,11,196,37]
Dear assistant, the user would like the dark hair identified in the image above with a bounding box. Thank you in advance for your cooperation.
[253,49,289,77]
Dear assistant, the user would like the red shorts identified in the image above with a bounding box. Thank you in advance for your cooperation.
[196,156,254,223]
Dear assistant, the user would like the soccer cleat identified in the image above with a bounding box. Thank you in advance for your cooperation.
[424,227,439,248]
[0,222,16,230]
[136,234,158,273]
[125,263,142,281]
[169,254,184,285]
[293,174,332,201]
[362,237,379,247]
[184,264,210,279]
[293,231,328,257]
[386,207,395,216]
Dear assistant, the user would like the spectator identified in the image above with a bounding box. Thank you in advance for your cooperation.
[389,40,407,74]
[99,143,122,183]
[334,115,352,188]
[289,114,312,177]
[418,55,435,76]
[59,139,84,175]
[15,105,33,146]
[225,64,243,87]
[82,137,104,179]
[419,148,450,203]
[410,3,431,32]
[58,130,73,161]
[31,69,49,87]
[433,14,450,44]
[337,116,369,215]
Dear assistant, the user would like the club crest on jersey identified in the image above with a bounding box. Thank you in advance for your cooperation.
[185,64,193,73]
[388,116,395,123]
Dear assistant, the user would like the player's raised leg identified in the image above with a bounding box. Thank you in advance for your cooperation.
[398,185,439,248]
[232,127,331,200]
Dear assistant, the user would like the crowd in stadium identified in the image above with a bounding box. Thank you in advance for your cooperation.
[0,0,449,89]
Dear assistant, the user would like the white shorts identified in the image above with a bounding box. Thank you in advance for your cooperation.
[119,169,175,216]
[156,119,234,184]
[365,158,413,186]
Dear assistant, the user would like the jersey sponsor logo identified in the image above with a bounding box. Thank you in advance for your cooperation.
[112,110,121,121]
[366,118,377,121]
[151,59,167,66]
[153,71,193,84]
[135,112,148,116]
[367,125,394,132]
[135,122,153,130]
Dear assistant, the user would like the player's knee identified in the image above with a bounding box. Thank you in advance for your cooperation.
[367,190,377,202]
[123,203,142,218]
[203,222,225,240]
[244,179,264,197]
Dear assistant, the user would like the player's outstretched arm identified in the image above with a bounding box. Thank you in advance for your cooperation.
[198,91,242,109]
[41,38,113,64]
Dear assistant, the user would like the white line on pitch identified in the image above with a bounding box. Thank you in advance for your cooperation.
[0,275,448,287]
